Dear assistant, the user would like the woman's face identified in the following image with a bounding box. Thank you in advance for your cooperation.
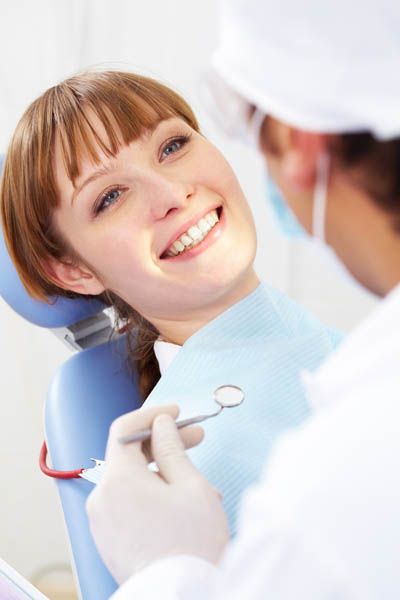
[52,116,257,326]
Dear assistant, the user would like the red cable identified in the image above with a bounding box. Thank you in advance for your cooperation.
[39,441,84,479]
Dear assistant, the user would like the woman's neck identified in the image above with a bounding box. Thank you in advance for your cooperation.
[153,269,260,346]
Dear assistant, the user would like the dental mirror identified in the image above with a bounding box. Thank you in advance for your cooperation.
[213,384,244,409]
[119,384,244,445]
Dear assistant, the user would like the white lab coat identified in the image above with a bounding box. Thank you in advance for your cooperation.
[112,283,400,600]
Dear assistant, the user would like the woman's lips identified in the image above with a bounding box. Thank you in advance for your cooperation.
[161,207,225,262]
[160,206,221,258]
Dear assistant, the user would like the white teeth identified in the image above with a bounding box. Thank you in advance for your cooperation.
[181,234,192,247]
[187,225,202,240]
[205,214,215,226]
[173,240,185,253]
[198,218,211,234]
[164,208,221,257]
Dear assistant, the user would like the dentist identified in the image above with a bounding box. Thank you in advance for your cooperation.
[86,0,400,597]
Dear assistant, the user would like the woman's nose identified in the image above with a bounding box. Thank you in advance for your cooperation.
[147,176,195,221]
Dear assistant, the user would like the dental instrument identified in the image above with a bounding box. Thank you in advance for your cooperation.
[118,385,245,445]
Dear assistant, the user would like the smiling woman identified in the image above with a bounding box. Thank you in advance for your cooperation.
[0,70,342,531]
[51,113,258,321]
[1,71,258,398]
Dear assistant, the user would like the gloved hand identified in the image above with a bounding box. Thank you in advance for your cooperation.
[86,405,230,584]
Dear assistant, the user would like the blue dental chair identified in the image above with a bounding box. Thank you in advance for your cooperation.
[0,156,142,599]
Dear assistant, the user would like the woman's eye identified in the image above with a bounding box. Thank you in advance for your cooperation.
[95,188,123,215]
[161,135,190,160]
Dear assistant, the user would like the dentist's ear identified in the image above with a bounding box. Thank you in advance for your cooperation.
[280,129,328,192]
[44,256,106,295]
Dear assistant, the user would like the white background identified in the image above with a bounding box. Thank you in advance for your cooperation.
[0,0,377,588]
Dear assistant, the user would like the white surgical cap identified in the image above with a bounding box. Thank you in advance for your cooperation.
[212,0,400,139]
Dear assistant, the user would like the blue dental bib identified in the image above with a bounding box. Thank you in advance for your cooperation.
[145,283,342,533]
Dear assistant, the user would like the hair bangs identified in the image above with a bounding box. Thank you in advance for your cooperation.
[52,71,196,185]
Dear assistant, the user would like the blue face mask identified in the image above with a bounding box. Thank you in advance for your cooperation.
[265,175,306,238]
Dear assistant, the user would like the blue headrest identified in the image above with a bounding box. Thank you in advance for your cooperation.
[0,155,105,328]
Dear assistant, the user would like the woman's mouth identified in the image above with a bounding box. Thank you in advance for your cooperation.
[161,207,223,259]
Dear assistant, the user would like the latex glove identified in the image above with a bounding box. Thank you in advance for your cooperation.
[86,405,230,584]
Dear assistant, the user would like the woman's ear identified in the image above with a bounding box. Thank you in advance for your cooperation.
[280,129,328,191]
[44,257,105,295]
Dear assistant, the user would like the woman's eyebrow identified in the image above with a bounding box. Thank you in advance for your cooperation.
[70,120,177,205]
[72,162,117,205]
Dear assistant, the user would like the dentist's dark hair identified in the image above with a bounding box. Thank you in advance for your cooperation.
[0,70,200,400]
[333,132,400,232]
